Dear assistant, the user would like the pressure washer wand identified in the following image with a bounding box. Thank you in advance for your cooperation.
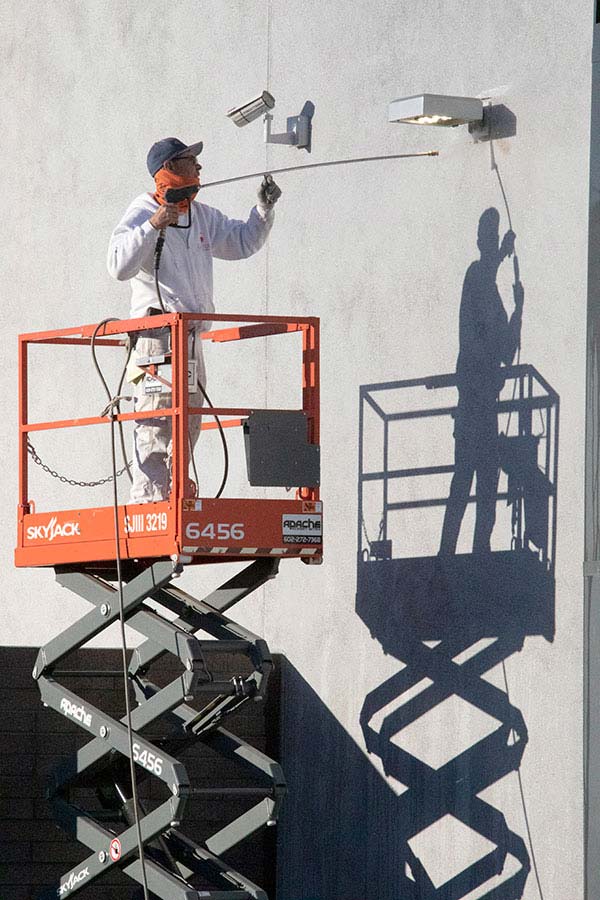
[199,150,439,190]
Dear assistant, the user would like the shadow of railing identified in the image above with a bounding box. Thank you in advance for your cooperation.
[355,365,558,898]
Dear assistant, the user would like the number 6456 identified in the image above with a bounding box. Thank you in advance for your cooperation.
[132,742,163,776]
[185,522,245,541]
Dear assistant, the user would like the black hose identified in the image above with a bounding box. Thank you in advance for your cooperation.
[197,382,229,499]
[90,318,150,900]
[91,319,133,482]
[153,232,167,313]
[152,217,229,500]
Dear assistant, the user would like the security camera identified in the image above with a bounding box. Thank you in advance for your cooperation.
[226,91,276,127]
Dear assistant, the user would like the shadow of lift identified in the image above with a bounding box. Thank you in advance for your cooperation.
[355,364,558,899]
[357,549,554,648]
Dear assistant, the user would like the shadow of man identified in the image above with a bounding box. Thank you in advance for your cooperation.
[439,208,523,555]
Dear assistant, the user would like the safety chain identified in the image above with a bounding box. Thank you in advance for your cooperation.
[27,440,131,488]
[361,515,372,550]
[361,515,385,554]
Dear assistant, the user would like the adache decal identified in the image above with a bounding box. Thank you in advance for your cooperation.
[282,514,322,545]
[60,697,92,728]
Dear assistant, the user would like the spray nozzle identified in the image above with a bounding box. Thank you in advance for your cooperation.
[164,185,198,204]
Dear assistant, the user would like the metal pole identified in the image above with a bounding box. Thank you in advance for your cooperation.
[200,150,439,190]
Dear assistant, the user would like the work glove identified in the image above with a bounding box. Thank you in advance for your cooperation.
[500,229,516,259]
[513,279,524,311]
[257,174,281,213]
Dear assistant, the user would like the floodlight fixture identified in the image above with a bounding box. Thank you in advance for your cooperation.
[227,91,276,127]
[389,93,484,127]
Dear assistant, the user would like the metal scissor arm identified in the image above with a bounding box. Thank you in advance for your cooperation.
[34,559,284,899]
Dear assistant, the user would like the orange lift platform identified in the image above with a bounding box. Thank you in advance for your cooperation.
[16,311,322,571]
[15,312,321,900]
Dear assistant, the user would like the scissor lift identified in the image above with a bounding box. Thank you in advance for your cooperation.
[15,312,322,899]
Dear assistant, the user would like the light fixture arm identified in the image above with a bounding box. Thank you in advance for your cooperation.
[263,112,295,146]
[264,110,311,150]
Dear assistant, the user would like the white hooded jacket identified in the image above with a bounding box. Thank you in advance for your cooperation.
[107,193,273,319]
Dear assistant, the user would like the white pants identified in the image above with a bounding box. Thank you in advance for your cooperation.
[130,327,206,503]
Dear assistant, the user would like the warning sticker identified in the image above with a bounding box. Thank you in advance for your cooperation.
[109,838,122,862]
[143,362,197,395]
[282,514,322,545]
[183,499,203,512]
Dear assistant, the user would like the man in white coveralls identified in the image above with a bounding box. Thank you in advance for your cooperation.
[107,136,281,502]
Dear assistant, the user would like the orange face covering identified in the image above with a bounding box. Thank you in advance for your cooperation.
[153,167,200,213]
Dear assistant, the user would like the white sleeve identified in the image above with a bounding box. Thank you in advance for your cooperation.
[204,203,274,261]
[107,205,159,281]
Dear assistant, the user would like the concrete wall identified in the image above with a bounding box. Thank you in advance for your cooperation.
[2,1,593,898]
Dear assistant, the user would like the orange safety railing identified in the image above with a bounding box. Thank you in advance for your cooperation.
[17,312,321,568]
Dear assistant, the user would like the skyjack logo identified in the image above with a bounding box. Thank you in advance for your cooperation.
[26,517,80,542]
[58,866,90,896]
[60,697,92,728]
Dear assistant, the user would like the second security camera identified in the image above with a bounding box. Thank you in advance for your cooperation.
[227,91,275,127]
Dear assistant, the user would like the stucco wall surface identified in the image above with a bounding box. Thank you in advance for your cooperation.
[1,1,592,898]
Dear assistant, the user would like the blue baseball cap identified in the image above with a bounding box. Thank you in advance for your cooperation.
[147,137,204,177]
